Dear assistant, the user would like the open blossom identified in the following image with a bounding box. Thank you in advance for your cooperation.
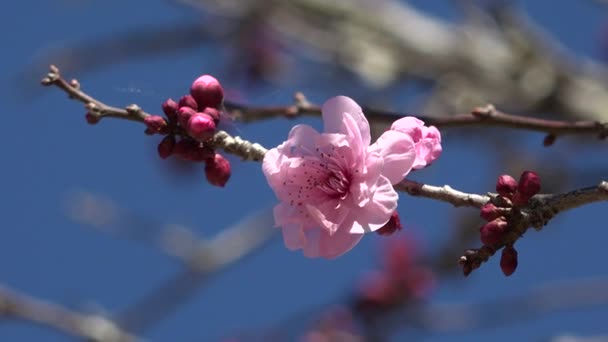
[262,96,416,258]
[391,117,441,169]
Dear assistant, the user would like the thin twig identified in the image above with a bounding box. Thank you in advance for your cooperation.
[0,284,136,342]
[227,99,608,141]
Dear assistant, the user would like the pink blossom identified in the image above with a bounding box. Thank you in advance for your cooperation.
[262,96,416,258]
[390,117,441,170]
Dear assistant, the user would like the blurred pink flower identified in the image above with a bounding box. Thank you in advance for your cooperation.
[263,96,416,258]
[391,117,442,169]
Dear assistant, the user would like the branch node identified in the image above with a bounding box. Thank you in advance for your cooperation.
[471,104,497,118]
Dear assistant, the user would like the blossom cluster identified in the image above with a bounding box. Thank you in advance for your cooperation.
[144,75,231,187]
[479,171,541,276]
[262,96,442,258]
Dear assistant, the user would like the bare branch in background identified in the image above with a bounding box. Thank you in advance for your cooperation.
[0,285,136,342]
[65,190,277,334]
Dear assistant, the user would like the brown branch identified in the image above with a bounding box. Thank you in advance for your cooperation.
[41,65,266,161]
[459,181,608,276]
[43,65,608,144]
[0,284,136,342]
[228,99,608,141]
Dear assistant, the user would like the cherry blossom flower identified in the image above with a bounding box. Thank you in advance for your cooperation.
[262,96,417,258]
[390,117,442,169]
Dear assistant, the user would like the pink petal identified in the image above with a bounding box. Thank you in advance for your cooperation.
[286,124,321,155]
[352,176,398,233]
[350,152,383,207]
[369,130,416,184]
[305,200,350,235]
[322,96,371,147]
[391,117,424,141]
[303,221,364,259]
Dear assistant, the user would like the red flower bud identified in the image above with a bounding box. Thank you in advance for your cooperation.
[144,115,168,134]
[173,139,197,160]
[157,135,175,159]
[376,211,402,236]
[480,217,508,246]
[480,203,501,221]
[189,145,214,162]
[500,245,518,276]
[496,175,518,197]
[202,107,221,123]
[518,171,541,199]
[190,75,224,109]
[205,153,231,187]
[85,112,100,125]
[162,98,179,123]
[187,113,216,141]
[177,107,196,128]
[178,95,198,110]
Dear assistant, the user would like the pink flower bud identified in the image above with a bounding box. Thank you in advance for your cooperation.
[162,98,179,123]
[190,75,224,109]
[518,171,541,199]
[500,245,518,276]
[376,211,402,236]
[480,217,508,246]
[496,175,518,197]
[178,94,198,110]
[205,153,231,187]
[85,112,99,125]
[202,107,220,123]
[187,114,216,141]
[157,135,175,159]
[177,107,196,128]
[144,115,168,134]
[480,203,501,221]
[390,117,442,170]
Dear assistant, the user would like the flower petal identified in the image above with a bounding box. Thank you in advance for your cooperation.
[303,221,364,259]
[369,130,416,184]
[322,96,371,147]
[353,176,398,232]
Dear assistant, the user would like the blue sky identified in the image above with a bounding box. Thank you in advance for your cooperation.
[1,1,607,341]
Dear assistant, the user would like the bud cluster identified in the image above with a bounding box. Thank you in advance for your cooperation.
[478,171,541,276]
[145,74,231,187]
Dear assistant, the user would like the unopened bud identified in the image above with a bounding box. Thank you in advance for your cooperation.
[144,115,168,134]
[205,153,231,187]
[376,211,402,236]
[157,135,176,159]
[178,95,198,110]
[500,245,518,276]
[190,75,224,109]
[177,107,196,128]
[480,217,508,246]
[187,114,216,141]
[496,175,518,198]
[162,98,179,123]
[85,112,100,125]
[480,203,501,221]
[518,171,541,199]
[202,107,221,123]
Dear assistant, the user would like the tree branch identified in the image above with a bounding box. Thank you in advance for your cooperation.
[459,181,608,276]
[229,100,608,141]
[0,284,136,342]
[43,66,608,277]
